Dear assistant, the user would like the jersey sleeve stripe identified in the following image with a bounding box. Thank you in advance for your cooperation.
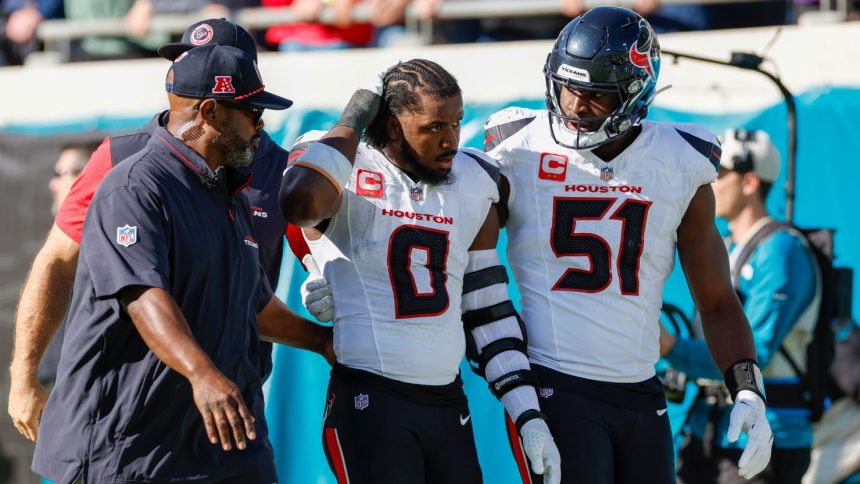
[461,150,501,186]
[484,116,537,151]
[674,128,721,172]
[291,161,345,194]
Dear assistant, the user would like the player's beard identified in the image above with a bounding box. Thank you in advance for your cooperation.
[212,118,256,168]
[398,137,455,186]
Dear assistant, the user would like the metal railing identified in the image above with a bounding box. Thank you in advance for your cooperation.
[35,0,787,61]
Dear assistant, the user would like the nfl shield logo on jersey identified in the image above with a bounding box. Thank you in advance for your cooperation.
[410,185,424,201]
[600,166,614,181]
[116,225,137,247]
[539,387,554,399]
[354,393,369,411]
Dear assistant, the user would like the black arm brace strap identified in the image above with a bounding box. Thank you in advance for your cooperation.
[463,300,519,332]
[476,337,528,370]
[463,300,528,376]
[490,369,540,400]
[515,409,549,434]
[463,265,509,294]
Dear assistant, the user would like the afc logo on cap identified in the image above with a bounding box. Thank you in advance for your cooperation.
[356,169,384,198]
[212,76,236,94]
[539,153,569,181]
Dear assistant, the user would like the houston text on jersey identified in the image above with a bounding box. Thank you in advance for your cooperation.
[564,184,643,194]
[381,208,454,226]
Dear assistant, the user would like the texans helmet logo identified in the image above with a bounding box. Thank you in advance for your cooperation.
[628,20,657,78]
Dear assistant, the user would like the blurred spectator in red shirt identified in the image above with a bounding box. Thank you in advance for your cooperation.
[263,0,373,51]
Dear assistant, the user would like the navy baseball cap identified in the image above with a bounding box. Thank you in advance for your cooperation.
[158,18,258,61]
[169,44,293,110]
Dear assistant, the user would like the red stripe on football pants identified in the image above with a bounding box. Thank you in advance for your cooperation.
[506,414,534,484]
[324,427,350,484]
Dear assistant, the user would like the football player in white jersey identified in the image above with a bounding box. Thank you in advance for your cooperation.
[279,59,561,484]
[482,7,773,484]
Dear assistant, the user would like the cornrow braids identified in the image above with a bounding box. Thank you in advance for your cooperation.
[365,59,461,149]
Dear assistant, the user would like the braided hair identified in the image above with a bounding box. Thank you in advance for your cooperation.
[365,59,461,149]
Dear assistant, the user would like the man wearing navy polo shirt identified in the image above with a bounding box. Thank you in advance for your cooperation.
[9,19,311,443]
[32,45,333,483]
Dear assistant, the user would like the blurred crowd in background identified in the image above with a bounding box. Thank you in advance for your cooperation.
[0,0,853,66]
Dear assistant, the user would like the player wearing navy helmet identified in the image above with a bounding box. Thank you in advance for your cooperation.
[483,7,774,483]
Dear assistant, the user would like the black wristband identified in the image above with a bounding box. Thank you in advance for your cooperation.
[515,409,548,435]
[724,358,767,404]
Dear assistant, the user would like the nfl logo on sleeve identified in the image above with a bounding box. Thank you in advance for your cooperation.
[117,225,138,247]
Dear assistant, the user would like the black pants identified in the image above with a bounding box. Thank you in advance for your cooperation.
[321,364,482,484]
[522,365,675,484]
[677,436,811,484]
[212,471,275,484]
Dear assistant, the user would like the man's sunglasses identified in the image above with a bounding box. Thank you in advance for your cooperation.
[216,99,265,126]
[166,83,264,125]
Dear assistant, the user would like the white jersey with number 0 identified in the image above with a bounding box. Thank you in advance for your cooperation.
[485,108,719,383]
[304,139,500,385]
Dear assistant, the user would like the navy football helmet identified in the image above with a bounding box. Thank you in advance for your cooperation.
[544,6,661,149]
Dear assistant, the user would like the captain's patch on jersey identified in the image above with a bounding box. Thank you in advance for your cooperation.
[356,169,384,198]
[116,225,137,247]
[539,153,568,181]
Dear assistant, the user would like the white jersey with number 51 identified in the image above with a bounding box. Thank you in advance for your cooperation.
[485,107,720,383]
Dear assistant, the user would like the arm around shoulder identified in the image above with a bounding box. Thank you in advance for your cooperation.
[258,295,334,364]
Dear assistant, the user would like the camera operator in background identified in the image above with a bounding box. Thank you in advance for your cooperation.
[660,129,820,484]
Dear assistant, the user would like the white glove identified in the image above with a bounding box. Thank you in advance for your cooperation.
[520,418,561,484]
[301,255,333,323]
[727,390,773,479]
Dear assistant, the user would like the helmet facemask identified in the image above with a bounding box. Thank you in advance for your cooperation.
[544,64,653,151]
